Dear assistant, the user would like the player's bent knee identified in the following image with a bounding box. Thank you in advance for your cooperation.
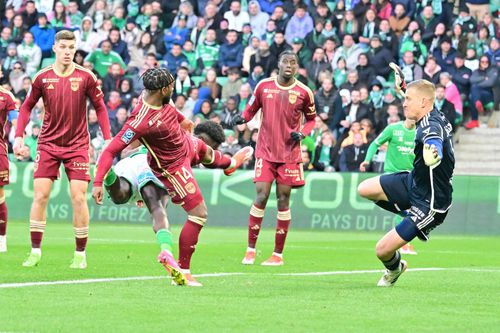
[375,239,393,259]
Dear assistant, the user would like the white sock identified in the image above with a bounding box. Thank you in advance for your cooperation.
[0,235,6,241]
[272,252,283,258]
[75,250,86,256]
[246,247,256,253]
[31,248,41,255]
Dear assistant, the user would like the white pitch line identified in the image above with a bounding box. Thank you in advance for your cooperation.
[1,268,499,289]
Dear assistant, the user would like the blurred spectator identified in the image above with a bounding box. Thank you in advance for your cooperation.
[259,0,284,16]
[9,61,28,94]
[243,36,260,73]
[222,67,243,101]
[450,53,472,100]
[360,118,376,142]
[249,0,269,37]
[10,15,28,44]
[340,89,373,131]
[67,1,84,28]
[341,121,368,148]
[332,34,363,70]
[439,72,462,117]
[103,63,124,95]
[128,32,157,70]
[358,8,378,47]
[340,69,362,91]
[416,5,440,46]
[47,1,71,29]
[24,121,40,161]
[85,40,126,78]
[224,1,250,32]
[195,29,219,74]
[164,15,190,52]
[376,0,392,20]
[204,2,223,31]
[16,76,32,100]
[305,47,331,87]
[305,19,326,51]
[261,19,277,46]
[22,1,39,29]
[111,107,128,136]
[194,100,215,125]
[464,47,479,71]
[339,10,359,39]
[106,90,124,121]
[356,53,376,84]
[220,96,240,130]
[449,23,468,56]
[1,44,20,72]
[400,29,427,66]
[164,43,188,74]
[175,94,191,119]
[270,31,291,58]
[339,133,368,172]
[190,17,207,48]
[104,28,130,64]
[313,131,337,172]
[173,66,194,99]
[290,37,311,68]
[367,34,393,78]
[322,37,337,63]
[218,19,232,46]
[388,3,410,38]
[219,30,243,75]
[423,56,442,84]
[434,84,457,130]
[315,78,336,119]
[146,14,167,56]
[118,78,134,109]
[453,6,477,34]
[485,38,499,66]
[464,1,489,21]
[16,32,42,77]
[29,13,55,59]
[250,40,276,77]
[378,19,399,57]
[478,13,499,40]
[433,37,456,73]
[172,1,199,29]
[270,5,289,32]
[466,55,498,129]
[285,4,313,44]
[88,109,100,140]
[75,16,99,54]
[333,57,347,90]
[199,69,221,103]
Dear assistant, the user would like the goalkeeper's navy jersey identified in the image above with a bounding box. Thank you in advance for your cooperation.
[410,109,454,212]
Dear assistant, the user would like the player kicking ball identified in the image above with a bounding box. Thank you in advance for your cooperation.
[233,50,316,266]
[93,68,252,286]
[101,121,228,285]
[14,30,112,268]
[358,77,455,287]
[0,87,17,252]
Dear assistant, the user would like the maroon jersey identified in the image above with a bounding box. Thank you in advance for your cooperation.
[16,64,111,152]
[94,98,190,186]
[242,77,316,163]
[0,87,17,155]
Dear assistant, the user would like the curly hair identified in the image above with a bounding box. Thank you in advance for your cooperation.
[194,121,226,146]
[141,67,175,91]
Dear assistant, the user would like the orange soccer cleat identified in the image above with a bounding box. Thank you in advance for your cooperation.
[400,243,417,255]
[183,270,203,287]
[241,249,256,265]
[224,146,254,176]
[261,253,284,266]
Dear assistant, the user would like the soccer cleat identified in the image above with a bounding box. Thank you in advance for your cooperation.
[400,243,417,255]
[22,251,42,267]
[241,249,256,265]
[0,235,6,252]
[157,250,186,286]
[261,254,284,266]
[377,260,407,287]
[465,120,480,130]
[224,146,254,176]
[182,270,203,287]
[70,251,87,269]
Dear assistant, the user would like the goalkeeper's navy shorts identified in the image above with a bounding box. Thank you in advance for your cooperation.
[380,171,448,241]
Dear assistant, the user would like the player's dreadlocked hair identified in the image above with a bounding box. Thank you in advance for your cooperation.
[141,68,175,91]
[194,121,226,146]
[278,50,299,62]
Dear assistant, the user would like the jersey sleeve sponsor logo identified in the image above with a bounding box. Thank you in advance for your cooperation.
[121,128,136,144]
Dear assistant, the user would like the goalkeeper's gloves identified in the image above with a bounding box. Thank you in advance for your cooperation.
[423,143,441,167]
[231,114,247,126]
[389,62,406,94]
[291,131,305,141]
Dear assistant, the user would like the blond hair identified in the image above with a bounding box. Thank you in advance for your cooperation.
[55,30,76,42]
[407,79,436,104]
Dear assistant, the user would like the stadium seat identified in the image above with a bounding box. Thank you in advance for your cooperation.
[191,76,204,86]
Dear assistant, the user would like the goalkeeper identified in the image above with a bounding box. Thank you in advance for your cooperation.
[357,64,455,287]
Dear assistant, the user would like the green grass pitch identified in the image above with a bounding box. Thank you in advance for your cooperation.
[1,221,499,333]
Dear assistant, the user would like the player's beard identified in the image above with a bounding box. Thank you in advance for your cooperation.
[162,95,171,105]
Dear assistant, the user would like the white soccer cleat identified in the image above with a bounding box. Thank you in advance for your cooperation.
[377,260,407,287]
[69,251,87,269]
[241,249,256,265]
[0,235,6,252]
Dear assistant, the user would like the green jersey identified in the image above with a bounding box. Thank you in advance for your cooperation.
[364,121,415,173]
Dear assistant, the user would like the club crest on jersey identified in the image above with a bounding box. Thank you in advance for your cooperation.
[71,82,79,91]
[121,128,135,144]
[288,94,297,104]
[185,182,196,194]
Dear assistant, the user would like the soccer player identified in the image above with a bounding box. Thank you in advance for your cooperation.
[13,30,112,268]
[360,116,418,255]
[358,79,455,287]
[93,68,252,286]
[0,87,17,252]
[233,50,317,266]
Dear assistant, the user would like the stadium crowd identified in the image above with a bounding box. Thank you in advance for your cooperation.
[0,0,498,172]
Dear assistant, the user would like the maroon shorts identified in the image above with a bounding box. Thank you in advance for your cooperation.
[253,158,305,188]
[0,154,9,186]
[34,148,90,182]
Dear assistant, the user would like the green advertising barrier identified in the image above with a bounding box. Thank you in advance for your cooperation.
[7,162,500,234]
